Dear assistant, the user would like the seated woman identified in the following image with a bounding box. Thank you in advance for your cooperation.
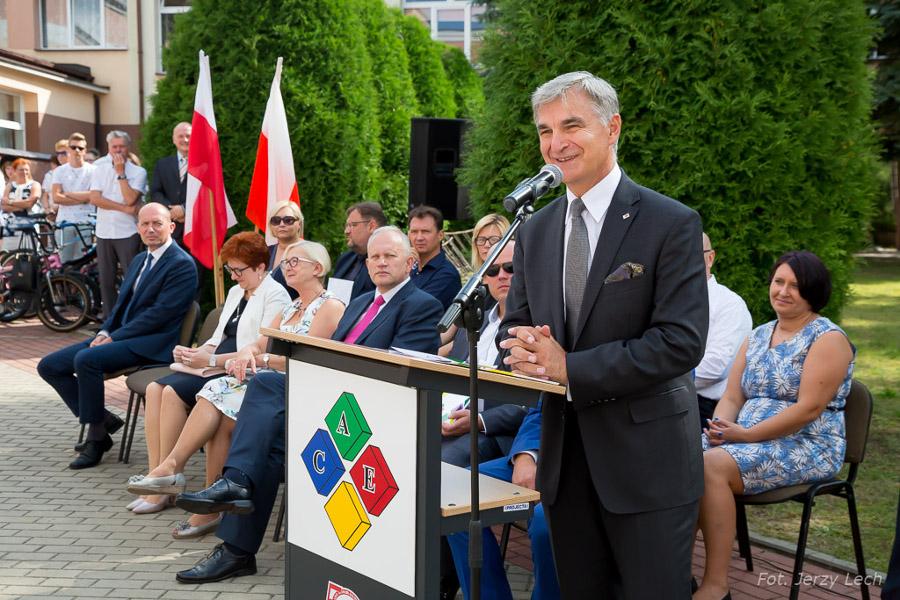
[127,231,290,514]
[694,251,855,600]
[267,200,304,299]
[126,240,345,537]
[438,213,510,355]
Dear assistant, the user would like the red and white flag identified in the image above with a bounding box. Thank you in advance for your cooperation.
[184,50,237,269]
[245,56,299,245]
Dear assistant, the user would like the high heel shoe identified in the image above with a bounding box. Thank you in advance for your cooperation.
[127,472,186,496]
[126,497,144,511]
[132,496,176,514]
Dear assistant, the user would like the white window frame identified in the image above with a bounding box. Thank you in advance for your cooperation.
[402,0,479,59]
[0,90,26,151]
[157,0,191,73]
[39,0,128,50]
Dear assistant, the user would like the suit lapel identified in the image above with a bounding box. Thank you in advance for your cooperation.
[131,245,175,306]
[333,291,373,341]
[356,281,411,344]
[573,175,640,345]
[543,198,567,343]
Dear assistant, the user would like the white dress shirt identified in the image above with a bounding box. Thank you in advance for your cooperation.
[562,163,622,313]
[695,274,753,400]
[348,276,411,330]
[133,237,173,291]
[90,157,147,239]
[476,303,502,368]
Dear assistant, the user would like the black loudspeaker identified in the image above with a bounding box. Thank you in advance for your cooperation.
[409,117,471,220]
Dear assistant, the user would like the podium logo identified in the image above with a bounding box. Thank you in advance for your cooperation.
[326,581,360,600]
[302,391,399,551]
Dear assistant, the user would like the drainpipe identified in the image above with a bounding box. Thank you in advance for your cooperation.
[93,93,101,149]
[136,0,145,124]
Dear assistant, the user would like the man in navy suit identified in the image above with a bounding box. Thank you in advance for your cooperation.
[331,201,385,301]
[149,122,190,245]
[38,203,197,469]
[173,225,443,584]
[447,406,560,600]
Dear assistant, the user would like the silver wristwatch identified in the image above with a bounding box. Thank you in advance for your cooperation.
[263,353,271,369]
[208,354,217,368]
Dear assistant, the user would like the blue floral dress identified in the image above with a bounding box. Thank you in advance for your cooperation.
[196,291,338,419]
[704,317,854,494]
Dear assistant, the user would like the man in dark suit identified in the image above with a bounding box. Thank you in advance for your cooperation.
[38,203,197,469]
[442,241,526,467]
[173,225,443,584]
[331,201,386,301]
[149,122,190,245]
[447,405,560,600]
[499,72,708,598]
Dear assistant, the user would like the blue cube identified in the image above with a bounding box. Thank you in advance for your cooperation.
[301,428,345,496]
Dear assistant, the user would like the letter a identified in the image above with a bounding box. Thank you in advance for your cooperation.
[335,412,351,437]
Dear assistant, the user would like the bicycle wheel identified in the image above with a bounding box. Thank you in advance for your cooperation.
[37,274,91,332]
[0,251,37,322]
[0,289,34,322]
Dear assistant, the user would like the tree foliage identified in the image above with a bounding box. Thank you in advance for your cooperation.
[871,0,900,159]
[141,0,475,264]
[442,46,485,119]
[461,0,879,322]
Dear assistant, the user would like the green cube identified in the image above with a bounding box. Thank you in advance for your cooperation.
[325,392,372,461]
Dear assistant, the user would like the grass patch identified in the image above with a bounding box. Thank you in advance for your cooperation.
[747,261,900,573]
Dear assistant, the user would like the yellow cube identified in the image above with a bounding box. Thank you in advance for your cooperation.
[324,481,372,551]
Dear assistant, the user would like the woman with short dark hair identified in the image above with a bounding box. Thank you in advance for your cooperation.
[693,250,855,600]
[127,231,290,515]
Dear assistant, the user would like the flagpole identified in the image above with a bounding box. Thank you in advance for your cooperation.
[209,188,225,307]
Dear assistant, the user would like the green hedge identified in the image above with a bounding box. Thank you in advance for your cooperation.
[460,0,880,323]
[141,0,477,271]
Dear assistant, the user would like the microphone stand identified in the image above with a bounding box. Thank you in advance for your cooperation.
[437,202,534,600]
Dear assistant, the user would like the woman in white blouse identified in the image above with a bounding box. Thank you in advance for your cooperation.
[127,232,290,515]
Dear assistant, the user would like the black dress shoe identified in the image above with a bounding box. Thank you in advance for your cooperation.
[175,543,256,583]
[74,413,124,452]
[175,477,254,515]
[69,436,113,470]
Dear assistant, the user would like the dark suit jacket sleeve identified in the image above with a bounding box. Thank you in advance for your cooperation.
[566,208,708,403]
[150,158,171,205]
[390,289,443,354]
[509,405,541,457]
[481,404,527,438]
[110,255,197,341]
[497,236,534,348]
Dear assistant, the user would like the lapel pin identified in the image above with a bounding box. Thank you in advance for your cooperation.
[622,212,630,220]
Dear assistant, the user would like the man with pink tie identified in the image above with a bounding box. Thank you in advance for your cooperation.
[173,226,443,584]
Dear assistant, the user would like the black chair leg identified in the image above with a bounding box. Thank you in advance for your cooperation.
[789,497,815,600]
[122,394,142,464]
[845,486,870,600]
[499,522,512,562]
[118,390,136,462]
[736,501,753,571]
[274,493,286,542]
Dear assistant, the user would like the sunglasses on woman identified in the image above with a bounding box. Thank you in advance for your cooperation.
[484,261,514,277]
[270,216,299,226]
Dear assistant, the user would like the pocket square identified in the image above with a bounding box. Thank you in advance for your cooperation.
[604,262,645,284]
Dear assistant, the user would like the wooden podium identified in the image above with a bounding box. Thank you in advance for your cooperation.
[264,328,564,599]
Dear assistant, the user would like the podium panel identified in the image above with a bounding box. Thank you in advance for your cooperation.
[288,360,418,597]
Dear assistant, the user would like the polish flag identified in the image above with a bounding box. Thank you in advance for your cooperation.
[184,50,237,269]
[245,56,300,245]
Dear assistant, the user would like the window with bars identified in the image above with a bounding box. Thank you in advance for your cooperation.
[40,0,128,49]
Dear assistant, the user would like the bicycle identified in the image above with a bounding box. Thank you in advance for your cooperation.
[0,215,96,331]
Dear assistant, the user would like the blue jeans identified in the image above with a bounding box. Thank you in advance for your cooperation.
[447,457,560,600]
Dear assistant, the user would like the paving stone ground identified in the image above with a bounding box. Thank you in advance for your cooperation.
[0,319,882,599]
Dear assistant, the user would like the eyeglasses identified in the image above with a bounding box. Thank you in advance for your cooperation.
[280,256,317,269]
[270,216,300,226]
[475,235,501,247]
[484,261,514,277]
[69,145,86,151]
[224,264,251,276]
[345,219,371,229]
[56,150,67,155]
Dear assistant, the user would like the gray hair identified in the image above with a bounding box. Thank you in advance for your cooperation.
[106,130,132,145]
[285,240,332,282]
[532,71,619,125]
[369,225,413,257]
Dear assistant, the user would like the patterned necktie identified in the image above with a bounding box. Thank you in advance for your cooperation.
[343,295,385,344]
[565,198,589,342]
[178,155,187,182]
[132,252,153,293]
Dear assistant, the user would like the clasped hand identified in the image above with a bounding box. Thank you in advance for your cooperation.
[704,417,753,445]
[225,349,257,383]
[174,346,210,369]
[498,325,568,385]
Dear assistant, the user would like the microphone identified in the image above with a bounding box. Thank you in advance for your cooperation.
[502,164,564,212]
